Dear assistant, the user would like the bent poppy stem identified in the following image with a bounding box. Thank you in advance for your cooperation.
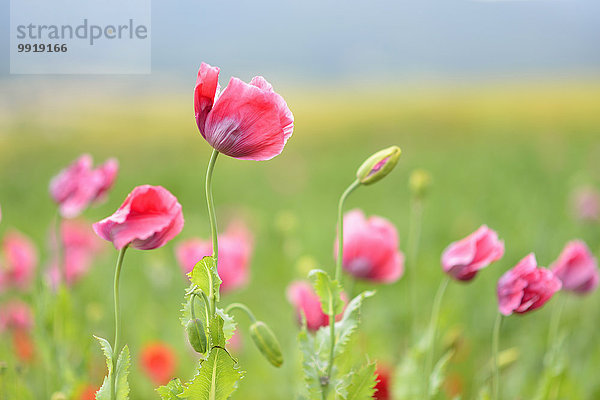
[406,197,423,339]
[424,276,450,399]
[225,303,257,324]
[323,179,360,398]
[205,149,220,315]
[492,313,503,400]
[111,244,128,400]
[335,179,361,282]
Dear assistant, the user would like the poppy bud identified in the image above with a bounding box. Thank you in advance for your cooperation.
[249,321,283,367]
[409,169,432,199]
[356,146,401,185]
[186,318,207,354]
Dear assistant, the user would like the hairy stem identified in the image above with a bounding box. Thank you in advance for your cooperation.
[111,245,128,400]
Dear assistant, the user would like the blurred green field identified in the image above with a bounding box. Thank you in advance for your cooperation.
[1,80,600,399]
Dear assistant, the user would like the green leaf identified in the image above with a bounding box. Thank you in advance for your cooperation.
[208,314,226,348]
[316,291,375,358]
[309,269,344,316]
[216,308,236,342]
[95,336,113,400]
[298,326,327,399]
[115,345,131,400]
[179,347,244,400]
[298,292,374,400]
[157,379,185,399]
[188,256,222,302]
[346,362,377,400]
[93,337,130,400]
[429,349,454,397]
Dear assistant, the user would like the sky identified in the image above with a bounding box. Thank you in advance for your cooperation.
[1,0,599,83]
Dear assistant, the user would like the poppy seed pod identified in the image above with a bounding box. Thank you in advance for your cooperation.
[249,321,283,367]
[186,318,207,354]
[356,146,401,185]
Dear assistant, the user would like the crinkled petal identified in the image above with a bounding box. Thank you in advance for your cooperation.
[204,77,290,160]
[194,62,220,135]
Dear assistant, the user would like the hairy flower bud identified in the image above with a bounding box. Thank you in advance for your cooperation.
[356,146,401,185]
[409,169,432,199]
[249,321,283,367]
[186,318,207,354]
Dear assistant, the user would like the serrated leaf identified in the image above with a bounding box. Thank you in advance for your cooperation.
[298,326,327,399]
[95,336,113,400]
[346,362,377,400]
[188,256,222,302]
[115,345,131,400]
[157,379,185,399]
[309,269,344,316]
[94,337,130,400]
[181,293,210,328]
[429,349,453,397]
[179,347,244,400]
[316,291,375,359]
[216,308,236,342]
[209,314,226,348]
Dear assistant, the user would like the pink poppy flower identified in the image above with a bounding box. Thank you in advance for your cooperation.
[0,230,38,292]
[93,185,184,250]
[94,158,119,202]
[334,209,404,284]
[550,240,598,294]
[441,225,504,282]
[0,300,33,332]
[571,186,600,222]
[286,281,346,331]
[48,219,105,287]
[175,223,253,292]
[194,62,294,161]
[497,254,562,316]
[49,154,119,218]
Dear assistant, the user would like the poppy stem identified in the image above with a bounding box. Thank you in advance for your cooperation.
[206,149,220,260]
[205,149,220,315]
[491,312,503,400]
[225,303,257,324]
[111,244,128,400]
[407,197,423,339]
[323,178,360,398]
[424,276,449,399]
[335,179,361,282]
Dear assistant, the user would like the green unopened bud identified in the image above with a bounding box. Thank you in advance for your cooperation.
[186,318,207,354]
[356,145,401,185]
[249,321,283,367]
[409,169,432,199]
